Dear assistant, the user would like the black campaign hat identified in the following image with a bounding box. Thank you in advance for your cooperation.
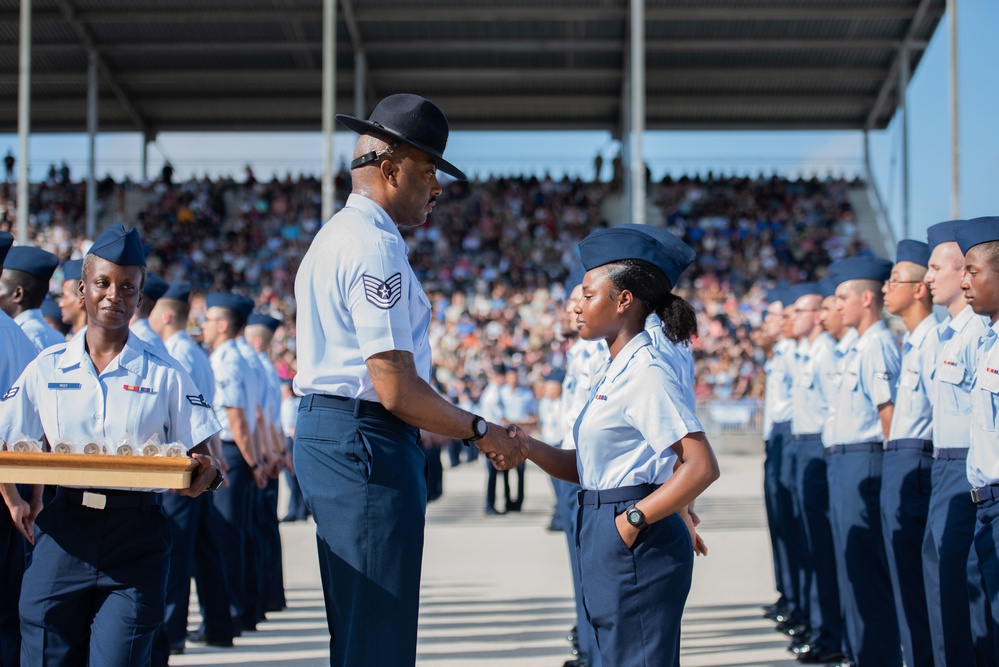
[337,93,466,181]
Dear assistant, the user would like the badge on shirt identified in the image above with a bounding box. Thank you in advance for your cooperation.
[595,394,608,401]
[123,385,154,394]
[1,387,18,401]
[48,382,82,390]
[988,367,999,376]
[187,393,212,408]
[875,372,894,381]
[362,273,403,310]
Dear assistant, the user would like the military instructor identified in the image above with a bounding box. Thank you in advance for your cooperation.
[293,93,522,667]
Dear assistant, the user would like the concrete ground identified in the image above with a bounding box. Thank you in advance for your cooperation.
[171,453,799,666]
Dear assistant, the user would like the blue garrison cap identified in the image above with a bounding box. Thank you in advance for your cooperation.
[828,256,893,287]
[955,217,999,255]
[896,240,930,268]
[818,276,837,299]
[577,224,696,288]
[926,220,964,251]
[4,246,59,281]
[62,259,83,282]
[765,280,790,305]
[87,223,145,267]
[161,281,191,303]
[247,313,282,331]
[206,292,254,319]
[0,231,12,267]
[785,282,822,305]
[143,273,169,301]
[40,295,61,320]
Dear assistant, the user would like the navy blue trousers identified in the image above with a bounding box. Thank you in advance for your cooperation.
[763,422,791,606]
[294,394,427,667]
[578,502,692,667]
[879,446,934,667]
[0,496,25,667]
[923,455,996,665]
[282,436,309,521]
[792,436,842,651]
[259,475,286,611]
[974,497,999,662]
[212,442,252,628]
[825,448,902,667]
[553,478,600,666]
[779,435,807,625]
[19,493,170,666]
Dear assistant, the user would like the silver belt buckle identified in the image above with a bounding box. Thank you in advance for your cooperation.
[82,491,107,510]
[970,488,982,504]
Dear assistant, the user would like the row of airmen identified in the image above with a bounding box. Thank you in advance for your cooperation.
[760,216,999,667]
[0,224,290,666]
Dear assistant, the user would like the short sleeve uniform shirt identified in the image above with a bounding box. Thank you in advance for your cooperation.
[15,308,66,352]
[932,305,989,449]
[210,338,253,441]
[1,310,38,396]
[968,320,999,487]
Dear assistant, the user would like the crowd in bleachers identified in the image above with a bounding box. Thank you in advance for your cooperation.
[2,168,871,403]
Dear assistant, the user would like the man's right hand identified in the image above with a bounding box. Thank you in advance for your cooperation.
[475,422,527,470]
[8,496,36,545]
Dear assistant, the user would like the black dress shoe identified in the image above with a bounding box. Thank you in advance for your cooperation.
[505,501,522,512]
[485,506,504,515]
[562,659,588,667]
[186,632,234,648]
[797,649,846,663]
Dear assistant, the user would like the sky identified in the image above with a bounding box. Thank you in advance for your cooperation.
[1,0,996,246]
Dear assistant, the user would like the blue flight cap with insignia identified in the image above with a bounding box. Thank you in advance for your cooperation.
[0,231,12,267]
[143,273,169,301]
[828,256,893,288]
[577,224,696,289]
[786,282,822,305]
[62,259,83,282]
[955,216,999,255]
[4,246,59,281]
[161,281,191,303]
[206,292,254,320]
[818,276,837,299]
[87,223,145,267]
[896,240,930,268]
[926,219,964,251]
[247,313,282,332]
[40,295,61,320]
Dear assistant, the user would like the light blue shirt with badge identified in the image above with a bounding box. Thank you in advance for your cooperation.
[647,314,696,410]
[967,321,999,487]
[561,337,609,450]
[1,310,38,396]
[165,330,215,400]
[15,308,66,352]
[763,337,796,440]
[236,337,270,426]
[499,384,537,424]
[932,305,989,449]
[210,338,253,441]
[826,321,901,446]
[0,331,219,462]
[888,314,939,442]
[820,328,859,444]
[294,193,432,402]
[131,317,174,362]
[573,331,702,490]
[257,350,283,424]
[791,332,835,436]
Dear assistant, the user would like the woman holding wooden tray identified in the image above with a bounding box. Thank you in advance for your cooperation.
[0,223,223,667]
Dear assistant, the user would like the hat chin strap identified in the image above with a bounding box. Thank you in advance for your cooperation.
[350,141,399,170]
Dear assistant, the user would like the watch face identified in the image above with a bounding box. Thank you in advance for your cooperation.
[627,509,643,526]
[474,417,488,437]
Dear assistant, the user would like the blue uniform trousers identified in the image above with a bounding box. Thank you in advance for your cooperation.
[779,434,808,625]
[260,475,286,611]
[0,494,26,667]
[294,394,427,667]
[577,489,692,667]
[974,496,999,662]
[792,436,842,651]
[825,446,902,667]
[243,483,267,627]
[923,454,995,665]
[553,478,600,667]
[20,490,170,667]
[212,441,252,629]
[763,422,790,607]
[879,444,934,667]
[282,437,309,521]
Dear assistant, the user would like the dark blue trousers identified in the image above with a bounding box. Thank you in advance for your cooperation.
[294,394,427,667]
[825,447,902,667]
[879,445,934,667]
[0,498,25,667]
[19,492,170,666]
[779,434,807,625]
[923,455,995,666]
[578,502,692,667]
[282,437,309,521]
[763,422,791,606]
[974,496,999,663]
[259,475,286,611]
[792,436,842,651]
[553,478,600,667]
[212,441,252,628]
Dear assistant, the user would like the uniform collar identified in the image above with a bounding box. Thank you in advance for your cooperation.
[13,308,43,326]
[949,304,979,334]
[903,314,936,350]
[166,330,189,344]
[345,193,408,255]
[603,331,652,385]
[795,337,811,357]
[854,320,887,351]
[57,329,147,377]
[835,328,859,355]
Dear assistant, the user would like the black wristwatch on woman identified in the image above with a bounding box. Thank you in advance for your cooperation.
[625,504,650,532]
[462,415,488,447]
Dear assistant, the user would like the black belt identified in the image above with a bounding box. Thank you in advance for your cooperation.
[827,442,883,455]
[971,484,999,505]
[885,438,933,453]
[578,483,659,507]
[55,487,161,510]
[791,433,822,442]
[934,447,969,460]
[300,393,398,422]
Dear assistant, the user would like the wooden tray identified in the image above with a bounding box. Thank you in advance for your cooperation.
[0,452,197,489]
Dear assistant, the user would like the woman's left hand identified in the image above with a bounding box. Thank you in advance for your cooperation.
[614,511,640,550]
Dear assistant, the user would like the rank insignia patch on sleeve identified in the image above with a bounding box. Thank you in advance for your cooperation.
[362,273,403,310]
[2,387,18,401]
[186,394,212,408]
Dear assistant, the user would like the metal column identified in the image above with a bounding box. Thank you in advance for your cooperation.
[86,51,98,238]
[16,0,31,244]
[899,44,910,239]
[354,51,366,120]
[321,0,337,223]
[948,0,960,218]
[620,47,631,224]
[629,0,646,226]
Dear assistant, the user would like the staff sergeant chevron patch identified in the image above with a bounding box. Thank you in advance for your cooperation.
[362,273,403,309]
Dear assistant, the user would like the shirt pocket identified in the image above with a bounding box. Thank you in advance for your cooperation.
[976,372,999,433]
[900,367,920,390]
[938,362,970,415]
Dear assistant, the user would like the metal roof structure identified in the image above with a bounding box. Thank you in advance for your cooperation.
[0,0,945,134]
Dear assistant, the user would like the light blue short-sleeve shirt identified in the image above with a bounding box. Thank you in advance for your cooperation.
[131,317,174,362]
[932,306,989,449]
[888,314,939,442]
[968,322,999,487]
[791,332,835,436]
[210,338,252,441]
[1,311,38,396]
[561,337,609,450]
[15,308,66,352]
[165,330,215,401]
[763,337,796,439]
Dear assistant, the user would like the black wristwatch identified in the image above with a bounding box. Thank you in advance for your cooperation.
[207,468,225,492]
[462,415,488,447]
[625,504,649,532]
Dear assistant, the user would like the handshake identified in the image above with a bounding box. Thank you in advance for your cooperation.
[474,422,532,471]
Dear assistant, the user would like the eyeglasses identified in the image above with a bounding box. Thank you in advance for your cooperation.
[884,279,922,290]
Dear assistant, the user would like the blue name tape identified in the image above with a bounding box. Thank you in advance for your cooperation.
[47,383,82,390]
